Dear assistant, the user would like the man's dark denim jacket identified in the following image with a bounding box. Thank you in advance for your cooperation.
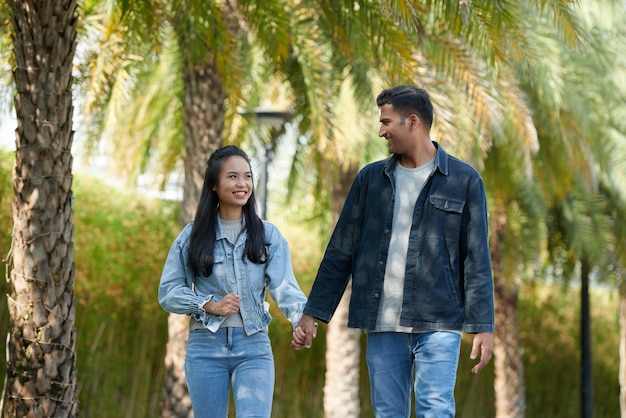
[304,142,495,333]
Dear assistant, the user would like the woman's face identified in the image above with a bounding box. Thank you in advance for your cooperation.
[213,156,253,217]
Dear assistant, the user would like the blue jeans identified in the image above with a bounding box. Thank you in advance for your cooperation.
[366,331,462,418]
[185,327,275,418]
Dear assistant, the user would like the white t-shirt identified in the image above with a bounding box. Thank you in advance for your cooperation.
[375,158,434,332]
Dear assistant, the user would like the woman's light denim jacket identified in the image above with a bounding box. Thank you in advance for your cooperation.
[304,142,495,333]
[159,219,307,336]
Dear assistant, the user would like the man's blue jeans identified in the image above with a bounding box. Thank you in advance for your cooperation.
[185,327,275,418]
[366,331,462,418]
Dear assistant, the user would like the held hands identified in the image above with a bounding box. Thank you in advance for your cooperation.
[291,314,318,350]
[203,293,240,316]
[470,332,494,374]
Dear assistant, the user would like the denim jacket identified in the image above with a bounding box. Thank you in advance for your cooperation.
[158,219,307,336]
[304,142,495,333]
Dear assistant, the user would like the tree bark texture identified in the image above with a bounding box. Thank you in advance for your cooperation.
[323,164,360,418]
[4,0,79,416]
[491,207,526,418]
[160,57,225,417]
[580,258,593,418]
[323,284,361,418]
[619,279,626,418]
[178,60,225,227]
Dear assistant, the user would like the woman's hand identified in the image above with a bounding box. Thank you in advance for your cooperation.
[203,293,240,316]
[291,314,318,350]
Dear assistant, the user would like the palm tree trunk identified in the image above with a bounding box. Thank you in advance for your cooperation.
[323,164,360,418]
[493,280,526,418]
[178,60,225,226]
[324,284,361,417]
[491,207,526,418]
[619,281,626,418]
[3,0,79,416]
[160,56,225,417]
[161,313,193,418]
[580,257,593,418]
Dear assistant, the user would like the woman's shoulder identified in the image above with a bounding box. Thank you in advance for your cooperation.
[261,220,278,233]
[175,222,194,242]
[261,220,286,242]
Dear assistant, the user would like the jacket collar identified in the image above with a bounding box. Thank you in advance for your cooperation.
[384,141,449,176]
[433,141,449,176]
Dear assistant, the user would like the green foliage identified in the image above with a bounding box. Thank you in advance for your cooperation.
[0,152,620,417]
[0,150,13,382]
[72,175,180,316]
[270,281,620,418]
[0,150,13,257]
[519,283,620,418]
[71,175,181,416]
[0,153,180,416]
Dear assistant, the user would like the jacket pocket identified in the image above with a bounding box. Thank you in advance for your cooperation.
[428,194,464,243]
[444,265,462,306]
[430,195,465,213]
[209,255,227,295]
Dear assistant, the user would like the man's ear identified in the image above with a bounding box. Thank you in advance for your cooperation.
[409,114,420,131]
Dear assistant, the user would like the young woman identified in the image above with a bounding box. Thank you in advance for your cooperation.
[158,145,307,417]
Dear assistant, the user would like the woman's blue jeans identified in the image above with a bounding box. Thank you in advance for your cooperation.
[185,327,275,418]
[366,331,462,418]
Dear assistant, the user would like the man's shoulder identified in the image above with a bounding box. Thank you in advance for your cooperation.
[444,153,482,178]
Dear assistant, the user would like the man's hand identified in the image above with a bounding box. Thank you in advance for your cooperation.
[291,314,318,350]
[470,332,494,374]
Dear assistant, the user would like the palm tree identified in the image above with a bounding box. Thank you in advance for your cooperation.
[296,3,583,417]
[482,141,545,417]
[72,2,421,415]
[3,0,79,416]
[0,0,594,416]
[546,191,613,417]
[465,1,626,414]
[71,1,586,416]
[598,103,626,417]
[554,2,626,414]
[510,2,626,416]
[75,2,247,413]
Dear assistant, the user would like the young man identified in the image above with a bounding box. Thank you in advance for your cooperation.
[293,85,494,417]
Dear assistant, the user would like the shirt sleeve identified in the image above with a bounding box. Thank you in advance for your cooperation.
[264,224,307,329]
[462,175,495,333]
[158,228,214,317]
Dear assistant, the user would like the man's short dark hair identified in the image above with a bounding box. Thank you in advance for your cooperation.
[376,85,433,129]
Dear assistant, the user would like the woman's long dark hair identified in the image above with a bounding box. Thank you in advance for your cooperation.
[188,146,266,277]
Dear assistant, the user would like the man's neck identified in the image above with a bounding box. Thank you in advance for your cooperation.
[398,138,436,168]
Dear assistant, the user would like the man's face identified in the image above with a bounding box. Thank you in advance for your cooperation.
[378,104,412,155]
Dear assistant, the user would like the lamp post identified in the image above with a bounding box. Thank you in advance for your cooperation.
[239,108,294,219]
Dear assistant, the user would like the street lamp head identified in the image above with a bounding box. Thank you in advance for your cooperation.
[239,108,294,128]
[237,107,293,220]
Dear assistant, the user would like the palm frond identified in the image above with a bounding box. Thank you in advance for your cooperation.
[531,0,588,48]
